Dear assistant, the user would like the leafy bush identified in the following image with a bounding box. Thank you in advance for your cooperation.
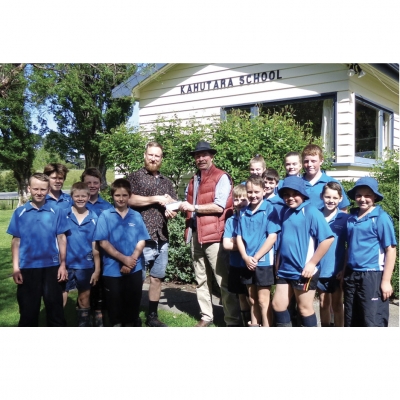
[164,213,195,284]
[3,172,18,192]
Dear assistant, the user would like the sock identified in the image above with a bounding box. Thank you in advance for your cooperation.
[274,310,291,324]
[148,300,159,316]
[301,313,317,327]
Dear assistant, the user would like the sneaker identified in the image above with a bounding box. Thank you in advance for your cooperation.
[145,312,167,327]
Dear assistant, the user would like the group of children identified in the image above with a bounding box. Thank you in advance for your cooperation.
[7,164,149,327]
[7,141,397,328]
[223,144,397,327]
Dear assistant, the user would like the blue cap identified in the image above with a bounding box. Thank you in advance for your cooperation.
[347,177,383,202]
[278,176,309,200]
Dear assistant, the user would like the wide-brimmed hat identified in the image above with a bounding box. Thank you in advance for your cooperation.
[347,177,383,202]
[190,141,217,155]
[278,176,309,200]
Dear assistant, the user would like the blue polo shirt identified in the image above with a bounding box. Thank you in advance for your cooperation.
[63,208,98,269]
[302,172,350,210]
[318,210,350,278]
[45,191,72,210]
[93,208,150,277]
[223,213,242,267]
[266,193,286,215]
[347,206,397,272]
[278,201,334,280]
[237,200,280,267]
[7,202,69,269]
[85,195,113,215]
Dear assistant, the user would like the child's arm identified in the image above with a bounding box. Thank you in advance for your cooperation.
[236,235,257,270]
[56,233,68,282]
[253,233,277,263]
[99,240,137,268]
[11,237,23,284]
[120,240,146,274]
[223,237,238,251]
[90,241,101,286]
[381,245,396,301]
[302,237,334,278]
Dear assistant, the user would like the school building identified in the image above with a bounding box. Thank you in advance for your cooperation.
[112,63,399,181]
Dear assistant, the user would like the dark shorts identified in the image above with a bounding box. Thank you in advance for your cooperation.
[317,276,341,293]
[277,269,320,292]
[228,266,248,295]
[240,266,275,287]
[65,268,94,293]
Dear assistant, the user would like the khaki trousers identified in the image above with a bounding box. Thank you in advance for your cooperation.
[191,232,240,325]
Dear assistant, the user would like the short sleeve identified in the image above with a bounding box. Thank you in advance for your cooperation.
[376,212,397,248]
[310,206,334,242]
[6,209,20,237]
[93,212,110,241]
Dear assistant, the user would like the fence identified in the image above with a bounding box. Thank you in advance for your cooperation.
[0,198,18,210]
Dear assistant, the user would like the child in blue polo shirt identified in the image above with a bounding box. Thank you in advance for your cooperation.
[43,163,72,209]
[81,167,113,326]
[272,176,334,327]
[236,175,280,327]
[263,168,286,215]
[301,144,350,211]
[94,179,150,327]
[223,184,251,327]
[317,182,349,327]
[62,182,100,327]
[277,151,303,191]
[344,177,397,327]
[7,173,69,327]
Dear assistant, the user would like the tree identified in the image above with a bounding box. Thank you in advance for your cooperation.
[30,64,148,183]
[0,64,38,205]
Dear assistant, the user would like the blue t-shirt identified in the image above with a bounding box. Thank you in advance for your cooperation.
[278,201,334,280]
[302,172,350,210]
[93,208,150,277]
[266,194,287,253]
[347,206,397,272]
[45,191,72,209]
[63,208,98,269]
[318,210,350,278]
[223,213,242,268]
[7,202,69,269]
[237,200,280,267]
[85,195,113,215]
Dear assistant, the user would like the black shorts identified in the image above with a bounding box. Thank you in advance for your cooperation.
[317,276,340,293]
[228,266,248,295]
[277,269,320,292]
[240,266,275,287]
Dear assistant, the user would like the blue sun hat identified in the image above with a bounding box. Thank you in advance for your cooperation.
[347,177,383,202]
[278,176,309,199]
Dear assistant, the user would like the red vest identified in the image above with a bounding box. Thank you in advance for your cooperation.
[184,164,233,244]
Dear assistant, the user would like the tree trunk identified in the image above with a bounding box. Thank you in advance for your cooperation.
[17,177,29,207]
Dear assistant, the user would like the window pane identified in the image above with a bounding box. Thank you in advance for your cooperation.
[355,101,378,158]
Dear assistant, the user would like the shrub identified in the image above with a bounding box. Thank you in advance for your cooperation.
[165,213,195,284]
[4,172,18,192]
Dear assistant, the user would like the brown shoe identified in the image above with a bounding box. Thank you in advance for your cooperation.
[195,319,212,327]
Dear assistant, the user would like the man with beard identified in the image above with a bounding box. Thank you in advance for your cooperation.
[127,142,178,327]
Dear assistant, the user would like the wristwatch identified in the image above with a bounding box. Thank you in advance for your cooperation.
[194,205,199,212]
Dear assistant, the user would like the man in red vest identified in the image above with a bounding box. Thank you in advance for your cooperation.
[180,141,241,327]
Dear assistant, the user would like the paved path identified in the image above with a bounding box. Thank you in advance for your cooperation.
[142,283,399,327]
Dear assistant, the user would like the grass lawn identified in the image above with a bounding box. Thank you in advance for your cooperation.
[0,209,198,327]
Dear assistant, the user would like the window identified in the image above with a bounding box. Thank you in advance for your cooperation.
[355,98,393,161]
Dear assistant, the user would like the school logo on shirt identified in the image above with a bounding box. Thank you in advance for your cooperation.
[52,254,59,262]
[128,223,135,227]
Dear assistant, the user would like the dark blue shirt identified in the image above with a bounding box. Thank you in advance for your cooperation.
[45,191,72,210]
[85,195,113,215]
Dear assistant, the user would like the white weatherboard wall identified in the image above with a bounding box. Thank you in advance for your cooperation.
[135,63,399,181]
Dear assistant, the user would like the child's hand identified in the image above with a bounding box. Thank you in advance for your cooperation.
[12,269,23,285]
[124,255,137,268]
[57,266,68,282]
[245,256,257,270]
[302,262,316,278]
[90,271,100,286]
[381,281,393,301]
[120,266,131,274]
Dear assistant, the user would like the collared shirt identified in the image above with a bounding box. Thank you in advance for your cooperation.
[278,200,334,280]
[127,168,177,242]
[63,208,98,269]
[93,208,150,277]
[223,213,242,267]
[347,206,397,272]
[7,202,69,269]
[237,200,281,267]
[45,191,72,210]
[301,172,350,210]
[86,195,113,215]
[318,210,350,277]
